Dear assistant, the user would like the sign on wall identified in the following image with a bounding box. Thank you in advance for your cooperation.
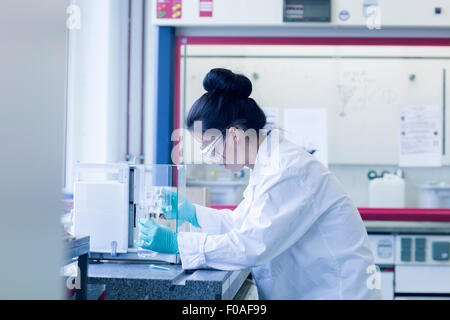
[399,104,443,167]
[199,0,213,17]
[156,0,182,19]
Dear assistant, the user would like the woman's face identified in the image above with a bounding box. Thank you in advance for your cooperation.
[195,128,246,173]
[222,127,246,173]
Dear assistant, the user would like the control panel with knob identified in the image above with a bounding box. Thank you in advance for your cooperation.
[397,236,450,265]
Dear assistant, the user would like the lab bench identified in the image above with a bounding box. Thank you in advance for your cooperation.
[88,262,250,300]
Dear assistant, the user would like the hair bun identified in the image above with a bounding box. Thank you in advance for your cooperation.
[203,68,252,99]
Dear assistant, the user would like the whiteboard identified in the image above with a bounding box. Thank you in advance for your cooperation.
[181,45,450,165]
[283,108,328,167]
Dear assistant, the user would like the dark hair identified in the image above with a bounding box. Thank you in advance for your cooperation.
[186,68,266,133]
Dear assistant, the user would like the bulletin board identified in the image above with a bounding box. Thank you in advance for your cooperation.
[176,38,450,166]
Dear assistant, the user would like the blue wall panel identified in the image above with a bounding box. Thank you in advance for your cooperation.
[154,26,175,164]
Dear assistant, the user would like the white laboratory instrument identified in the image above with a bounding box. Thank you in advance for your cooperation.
[73,163,187,263]
[395,235,450,298]
[368,235,395,300]
[417,182,450,208]
[369,233,450,299]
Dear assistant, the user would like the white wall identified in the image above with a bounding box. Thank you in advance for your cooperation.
[0,0,67,299]
[65,0,159,186]
[153,0,450,27]
[65,0,129,190]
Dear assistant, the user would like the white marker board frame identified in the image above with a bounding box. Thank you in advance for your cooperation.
[179,44,450,166]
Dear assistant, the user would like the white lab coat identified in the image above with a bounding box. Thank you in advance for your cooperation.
[177,136,381,300]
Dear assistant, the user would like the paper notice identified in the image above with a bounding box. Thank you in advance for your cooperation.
[399,104,442,167]
[283,108,328,167]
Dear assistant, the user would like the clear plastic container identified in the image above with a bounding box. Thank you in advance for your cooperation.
[135,165,186,259]
[417,182,450,208]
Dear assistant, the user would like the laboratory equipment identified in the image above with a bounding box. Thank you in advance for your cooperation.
[367,235,395,300]
[395,235,450,298]
[149,264,170,271]
[368,233,450,299]
[73,163,187,263]
[418,182,450,208]
[362,0,381,29]
[283,0,331,23]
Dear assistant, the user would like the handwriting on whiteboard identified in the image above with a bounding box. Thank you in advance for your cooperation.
[337,70,398,117]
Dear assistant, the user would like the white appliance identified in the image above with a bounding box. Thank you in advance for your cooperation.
[74,164,130,254]
[369,234,450,299]
[368,235,395,300]
[395,235,450,299]
[73,163,187,263]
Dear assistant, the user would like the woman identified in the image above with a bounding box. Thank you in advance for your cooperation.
[137,68,381,300]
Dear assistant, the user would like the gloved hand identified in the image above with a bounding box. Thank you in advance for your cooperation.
[159,188,200,228]
[134,218,179,254]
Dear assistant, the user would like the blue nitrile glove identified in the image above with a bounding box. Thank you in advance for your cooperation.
[134,218,179,254]
[159,189,200,228]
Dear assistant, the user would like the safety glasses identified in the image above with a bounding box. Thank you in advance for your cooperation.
[199,120,247,164]
[200,134,225,164]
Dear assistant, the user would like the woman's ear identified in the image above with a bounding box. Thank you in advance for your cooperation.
[228,126,240,144]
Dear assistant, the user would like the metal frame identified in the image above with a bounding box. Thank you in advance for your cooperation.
[174,36,450,134]
[173,35,450,216]
[126,0,146,163]
[64,236,90,300]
